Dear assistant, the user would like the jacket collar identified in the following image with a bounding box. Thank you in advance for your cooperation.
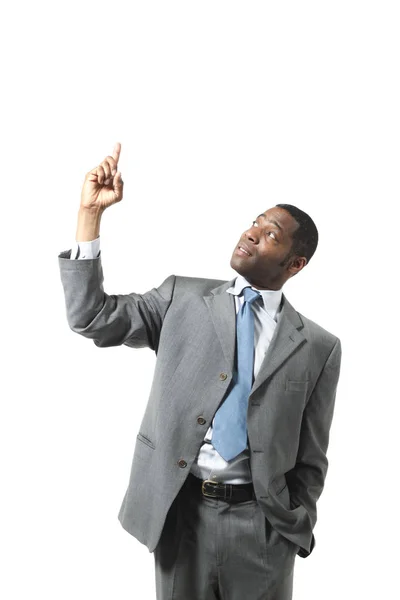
[226,274,283,322]
[204,277,305,394]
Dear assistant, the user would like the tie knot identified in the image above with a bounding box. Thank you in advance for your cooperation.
[242,287,261,305]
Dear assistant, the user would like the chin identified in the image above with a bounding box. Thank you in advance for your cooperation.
[230,255,249,277]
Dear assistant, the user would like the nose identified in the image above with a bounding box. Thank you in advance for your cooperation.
[245,225,259,244]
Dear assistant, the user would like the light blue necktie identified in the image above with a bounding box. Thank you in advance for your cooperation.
[212,286,261,461]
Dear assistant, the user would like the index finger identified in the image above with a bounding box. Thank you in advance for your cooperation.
[112,142,121,164]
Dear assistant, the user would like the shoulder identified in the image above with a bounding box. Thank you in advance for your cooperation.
[173,274,229,296]
[296,310,341,364]
[282,294,339,346]
[299,312,339,343]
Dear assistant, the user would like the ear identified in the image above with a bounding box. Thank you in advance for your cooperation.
[288,256,307,277]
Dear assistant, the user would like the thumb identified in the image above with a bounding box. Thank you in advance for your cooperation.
[113,171,124,200]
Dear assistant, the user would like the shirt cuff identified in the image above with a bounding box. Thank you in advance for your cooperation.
[70,236,101,259]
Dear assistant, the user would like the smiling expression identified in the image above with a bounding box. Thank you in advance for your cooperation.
[230,206,307,290]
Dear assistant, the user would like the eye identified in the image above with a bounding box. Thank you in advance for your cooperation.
[251,221,277,239]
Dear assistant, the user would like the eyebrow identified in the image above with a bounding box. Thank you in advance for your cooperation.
[256,213,283,231]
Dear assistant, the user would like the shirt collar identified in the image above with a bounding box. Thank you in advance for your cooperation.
[226,274,283,322]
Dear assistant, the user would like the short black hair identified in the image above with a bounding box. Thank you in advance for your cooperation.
[275,204,318,263]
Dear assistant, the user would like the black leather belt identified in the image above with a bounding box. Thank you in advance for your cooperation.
[188,472,256,503]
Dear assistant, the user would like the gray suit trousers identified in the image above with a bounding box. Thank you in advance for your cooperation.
[154,473,297,600]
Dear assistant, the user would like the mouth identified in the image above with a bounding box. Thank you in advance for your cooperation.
[236,244,252,257]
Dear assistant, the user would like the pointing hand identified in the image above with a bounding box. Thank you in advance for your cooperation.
[80,143,124,211]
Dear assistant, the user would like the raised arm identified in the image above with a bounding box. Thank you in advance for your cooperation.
[58,143,175,351]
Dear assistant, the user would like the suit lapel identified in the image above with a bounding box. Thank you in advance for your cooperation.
[203,279,237,370]
[251,295,306,395]
[204,280,306,392]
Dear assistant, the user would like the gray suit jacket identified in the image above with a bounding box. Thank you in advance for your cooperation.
[58,249,341,559]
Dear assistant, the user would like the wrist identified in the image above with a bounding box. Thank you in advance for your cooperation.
[76,206,104,242]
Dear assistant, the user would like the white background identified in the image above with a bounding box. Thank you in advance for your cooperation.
[1,1,399,598]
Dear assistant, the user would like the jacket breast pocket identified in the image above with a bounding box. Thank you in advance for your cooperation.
[137,432,155,449]
[285,380,309,392]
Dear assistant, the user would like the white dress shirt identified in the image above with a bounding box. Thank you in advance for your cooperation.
[69,237,283,483]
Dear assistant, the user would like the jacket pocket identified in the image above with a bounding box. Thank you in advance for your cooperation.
[286,379,309,392]
[273,476,288,496]
[137,432,155,449]
[273,478,290,509]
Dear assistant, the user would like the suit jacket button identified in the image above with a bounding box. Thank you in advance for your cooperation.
[219,372,228,381]
[197,416,206,425]
[178,459,187,468]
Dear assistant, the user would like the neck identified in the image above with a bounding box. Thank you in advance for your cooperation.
[244,276,283,291]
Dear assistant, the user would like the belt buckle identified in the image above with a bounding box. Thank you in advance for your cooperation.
[202,479,220,498]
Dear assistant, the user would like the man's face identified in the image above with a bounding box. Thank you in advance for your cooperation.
[230,206,306,290]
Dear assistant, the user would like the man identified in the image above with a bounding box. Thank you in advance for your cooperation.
[58,143,342,600]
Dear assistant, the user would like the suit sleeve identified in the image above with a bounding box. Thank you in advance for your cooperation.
[58,250,176,351]
[286,336,342,558]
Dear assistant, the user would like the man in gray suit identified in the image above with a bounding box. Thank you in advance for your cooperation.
[59,143,341,600]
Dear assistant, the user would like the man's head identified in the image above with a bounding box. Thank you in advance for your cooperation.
[230,204,318,290]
